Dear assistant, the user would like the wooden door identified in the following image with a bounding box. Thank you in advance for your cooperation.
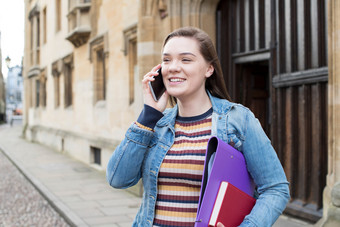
[216,0,328,222]
[235,62,270,135]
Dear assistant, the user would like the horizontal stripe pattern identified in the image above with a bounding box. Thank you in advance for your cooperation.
[158,179,201,188]
[153,114,212,227]
[156,201,198,208]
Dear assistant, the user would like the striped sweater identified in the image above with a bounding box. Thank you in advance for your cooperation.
[153,108,212,227]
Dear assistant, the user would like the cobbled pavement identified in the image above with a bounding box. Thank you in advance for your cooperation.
[0,150,70,227]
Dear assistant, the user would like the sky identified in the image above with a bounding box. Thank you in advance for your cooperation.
[0,0,25,79]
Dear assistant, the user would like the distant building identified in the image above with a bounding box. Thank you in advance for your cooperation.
[6,65,23,115]
[0,32,6,123]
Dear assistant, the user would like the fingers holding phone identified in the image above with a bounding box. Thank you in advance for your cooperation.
[142,65,168,112]
[149,67,166,102]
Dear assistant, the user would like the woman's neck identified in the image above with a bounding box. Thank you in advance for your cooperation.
[177,92,212,117]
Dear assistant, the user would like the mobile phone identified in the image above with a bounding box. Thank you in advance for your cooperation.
[148,68,166,102]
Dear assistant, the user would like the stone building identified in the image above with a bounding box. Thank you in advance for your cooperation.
[23,0,340,225]
[23,0,140,170]
[0,33,6,123]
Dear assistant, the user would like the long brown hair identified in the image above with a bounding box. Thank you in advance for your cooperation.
[163,26,231,105]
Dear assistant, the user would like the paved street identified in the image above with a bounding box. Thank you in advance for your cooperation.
[0,124,141,227]
[0,148,69,226]
[0,124,313,227]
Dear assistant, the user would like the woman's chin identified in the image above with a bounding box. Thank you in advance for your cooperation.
[166,89,184,98]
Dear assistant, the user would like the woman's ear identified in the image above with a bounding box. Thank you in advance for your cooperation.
[205,65,214,78]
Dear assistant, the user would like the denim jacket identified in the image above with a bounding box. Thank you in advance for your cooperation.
[106,93,290,227]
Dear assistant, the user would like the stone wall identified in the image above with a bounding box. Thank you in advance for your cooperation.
[320,0,340,226]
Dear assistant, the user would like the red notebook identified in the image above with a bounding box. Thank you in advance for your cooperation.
[209,181,256,227]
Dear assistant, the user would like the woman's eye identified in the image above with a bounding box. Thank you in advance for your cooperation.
[182,58,191,62]
[162,58,170,62]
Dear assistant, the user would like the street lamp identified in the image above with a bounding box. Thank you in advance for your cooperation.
[5,56,11,68]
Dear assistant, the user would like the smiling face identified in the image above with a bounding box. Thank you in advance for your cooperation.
[161,37,214,103]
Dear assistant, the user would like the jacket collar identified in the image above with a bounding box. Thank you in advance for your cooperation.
[156,91,234,127]
[208,91,234,115]
[156,105,178,127]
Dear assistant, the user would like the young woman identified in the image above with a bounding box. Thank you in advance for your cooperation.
[106,27,290,227]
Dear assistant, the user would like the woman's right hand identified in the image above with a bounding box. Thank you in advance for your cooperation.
[142,64,169,113]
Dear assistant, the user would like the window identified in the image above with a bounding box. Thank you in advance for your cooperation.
[54,75,60,107]
[89,34,109,104]
[52,60,62,108]
[90,146,101,165]
[94,47,106,102]
[16,91,21,102]
[43,7,47,43]
[37,15,40,46]
[34,70,47,108]
[28,5,40,66]
[30,18,33,65]
[64,63,73,107]
[128,39,137,105]
[123,25,137,105]
[63,54,73,108]
[56,0,61,32]
[28,78,33,108]
[35,80,40,108]
[36,14,40,64]
[40,69,47,107]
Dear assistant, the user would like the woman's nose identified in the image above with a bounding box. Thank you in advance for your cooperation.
[168,61,180,73]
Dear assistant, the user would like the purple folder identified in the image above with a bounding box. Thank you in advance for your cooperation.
[195,136,255,226]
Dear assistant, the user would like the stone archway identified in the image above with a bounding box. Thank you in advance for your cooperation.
[137,0,222,86]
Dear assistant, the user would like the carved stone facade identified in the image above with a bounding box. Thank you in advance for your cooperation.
[23,0,139,171]
[23,0,340,223]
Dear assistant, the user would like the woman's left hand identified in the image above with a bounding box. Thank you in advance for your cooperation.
[216,222,225,227]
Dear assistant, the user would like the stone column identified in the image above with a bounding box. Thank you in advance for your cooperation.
[320,0,340,226]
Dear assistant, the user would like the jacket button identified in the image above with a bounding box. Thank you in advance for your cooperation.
[150,170,157,175]
[218,116,222,120]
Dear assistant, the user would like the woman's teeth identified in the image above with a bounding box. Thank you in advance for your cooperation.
[170,78,185,82]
